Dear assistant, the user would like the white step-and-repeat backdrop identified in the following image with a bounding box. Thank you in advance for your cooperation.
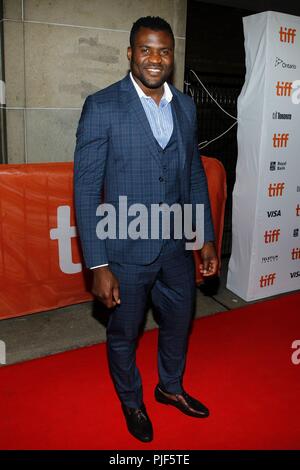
[227,11,300,301]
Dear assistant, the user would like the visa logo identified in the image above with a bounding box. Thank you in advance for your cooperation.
[267,210,281,217]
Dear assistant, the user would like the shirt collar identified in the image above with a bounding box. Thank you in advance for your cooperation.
[129,72,173,103]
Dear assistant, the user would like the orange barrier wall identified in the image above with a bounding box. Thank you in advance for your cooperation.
[194,156,227,284]
[0,163,93,320]
[0,158,226,320]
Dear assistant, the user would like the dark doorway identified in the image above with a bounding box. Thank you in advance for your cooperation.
[184,1,254,257]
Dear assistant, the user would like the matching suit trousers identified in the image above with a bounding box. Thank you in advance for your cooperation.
[106,244,196,408]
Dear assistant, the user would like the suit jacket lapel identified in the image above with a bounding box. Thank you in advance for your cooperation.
[170,93,188,170]
[120,75,190,170]
[120,75,163,168]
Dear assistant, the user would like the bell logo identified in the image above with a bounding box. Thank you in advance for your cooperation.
[264,229,280,243]
[279,26,296,44]
[268,183,285,197]
[296,204,300,216]
[291,248,300,260]
[273,133,289,148]
[276,81,292,96]
[290,271,300,278]
[50,205,82,274]
[260,273,276,287]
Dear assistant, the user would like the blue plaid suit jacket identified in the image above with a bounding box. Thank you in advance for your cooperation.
[74,74,214,268]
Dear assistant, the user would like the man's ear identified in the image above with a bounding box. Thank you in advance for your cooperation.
[127,47,132,61]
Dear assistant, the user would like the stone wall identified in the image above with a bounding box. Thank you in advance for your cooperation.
[1,0,187,163]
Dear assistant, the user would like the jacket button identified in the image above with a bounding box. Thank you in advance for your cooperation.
[159,176,164,182]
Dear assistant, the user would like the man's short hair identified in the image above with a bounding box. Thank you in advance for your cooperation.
[130,16,175,48]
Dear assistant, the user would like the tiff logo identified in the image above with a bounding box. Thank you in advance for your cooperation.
[291,248,300,260]
[0,340,6,365]
[50,206,82,275]
[264,229,280,243]
[276,81,293,96]
[260,273,276,288]
[273,133,289,148]
[291,340,300,365]
[268,183,285,197]
[279,26,296,44]
[296,204,300,216]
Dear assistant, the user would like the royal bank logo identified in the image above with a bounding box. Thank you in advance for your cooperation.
[276,81,293,96]
[291,248,300,260]
[260,273,276,287]
[272,111,292,120]
[267,209,281,218]
[293,228,299,237]
[269,161,287,171]
[279,26,296,44]
[275,57,296,69]
[270,161,276,171]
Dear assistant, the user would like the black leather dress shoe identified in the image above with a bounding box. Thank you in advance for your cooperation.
[121,403,153,442]
[154,385,209,418]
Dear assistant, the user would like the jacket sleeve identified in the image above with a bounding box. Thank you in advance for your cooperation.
[190,102,215,243]
[74,95,109,268]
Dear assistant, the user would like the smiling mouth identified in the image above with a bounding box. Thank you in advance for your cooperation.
[145,68,162,73]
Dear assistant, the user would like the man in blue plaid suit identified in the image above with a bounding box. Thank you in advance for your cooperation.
[74,16,218,442]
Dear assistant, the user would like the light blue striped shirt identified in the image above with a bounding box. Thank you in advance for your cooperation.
[130,72,173,149]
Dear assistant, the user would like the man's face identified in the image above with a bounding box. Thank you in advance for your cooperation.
[127,27,174,92]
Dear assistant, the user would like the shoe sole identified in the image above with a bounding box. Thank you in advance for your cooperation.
[128,428,153,443]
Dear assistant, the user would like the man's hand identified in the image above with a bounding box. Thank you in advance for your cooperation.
[92,266,121,308]
[199,241,219,277]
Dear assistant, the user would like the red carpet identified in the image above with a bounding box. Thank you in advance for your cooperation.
[0,293,300,450]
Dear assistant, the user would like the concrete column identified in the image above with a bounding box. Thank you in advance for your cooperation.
[1,0,187,163]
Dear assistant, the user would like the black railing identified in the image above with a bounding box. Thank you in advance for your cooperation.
[184,70,244,257]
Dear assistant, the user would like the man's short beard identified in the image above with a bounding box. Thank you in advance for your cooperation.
[139,76,167,89]
[131,61,173,89]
